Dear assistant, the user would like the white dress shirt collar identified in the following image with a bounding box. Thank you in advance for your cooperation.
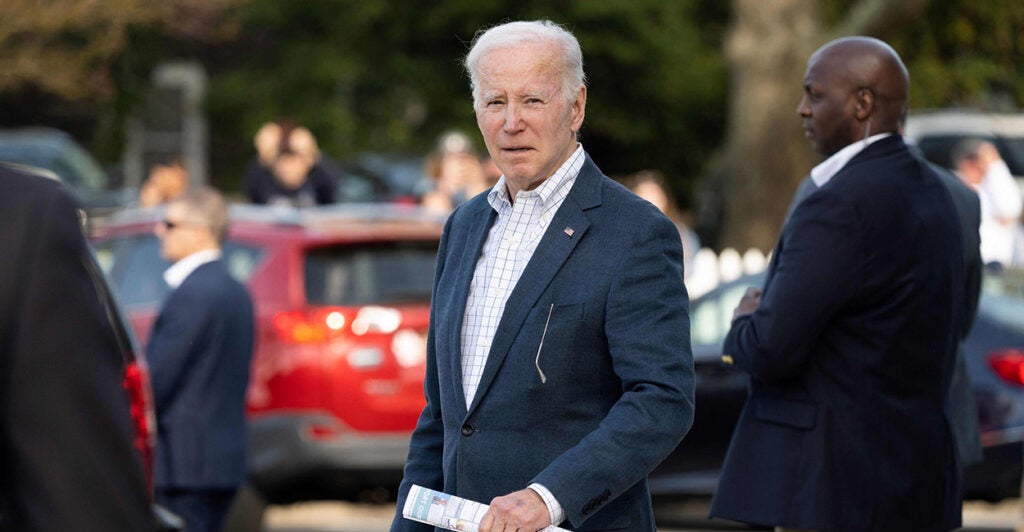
[810,132,893,187]
[487,144,585,212]
[163,249,222,289]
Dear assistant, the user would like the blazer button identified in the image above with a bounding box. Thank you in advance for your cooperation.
[460,423,476,436]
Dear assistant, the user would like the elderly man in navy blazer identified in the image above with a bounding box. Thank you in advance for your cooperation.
[391,20,695,532]
[148,187,254,532]
[709,37,964,532]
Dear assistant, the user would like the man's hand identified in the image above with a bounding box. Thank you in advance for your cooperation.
[479,488,552,532]
[732,287,762,322]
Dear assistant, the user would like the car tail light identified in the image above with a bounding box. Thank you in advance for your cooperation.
[272,308,351,343]
[123,360,156,491]
[988,349,1024,387]
[272,306,406,343]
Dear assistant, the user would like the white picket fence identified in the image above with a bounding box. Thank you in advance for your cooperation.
[686,247,769,299]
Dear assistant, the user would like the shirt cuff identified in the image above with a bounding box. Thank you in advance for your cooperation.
[528,483,566,526]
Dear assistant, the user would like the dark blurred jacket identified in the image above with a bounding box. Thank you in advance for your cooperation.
[147,260,254,489]
[243,159,339,206]
[711,136,963,531]
[0,164,153,530]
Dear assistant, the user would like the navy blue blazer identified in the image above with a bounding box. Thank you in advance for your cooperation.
[147,259,254,490]
[392,153,695,531]
[709,136,964,531]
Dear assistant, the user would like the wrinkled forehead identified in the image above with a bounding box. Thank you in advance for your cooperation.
[479,42,562,83]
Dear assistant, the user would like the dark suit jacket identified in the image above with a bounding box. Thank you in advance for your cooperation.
[709,136,964,531]
[392,153,695,531]
[932,162,984,465]
[784,157,985,466]
[0,166,153,530]
[147,260,254,490]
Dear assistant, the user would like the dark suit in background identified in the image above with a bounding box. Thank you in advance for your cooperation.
[783,156,984,467]
[148,229,254,531]
[0,165,153,530]
[710,136,964,531]
[932,161,984,465]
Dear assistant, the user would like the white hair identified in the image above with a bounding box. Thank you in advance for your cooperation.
[464,20,586,111]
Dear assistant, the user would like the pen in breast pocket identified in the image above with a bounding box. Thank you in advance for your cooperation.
[535,303,554,384]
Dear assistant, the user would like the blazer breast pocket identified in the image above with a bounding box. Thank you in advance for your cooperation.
[523,302,586,380]
[753,393,818,430]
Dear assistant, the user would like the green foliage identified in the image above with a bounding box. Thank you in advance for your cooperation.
[201,0,729,203]
[882,0,1024,110]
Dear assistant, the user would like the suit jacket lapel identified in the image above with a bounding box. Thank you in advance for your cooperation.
[466,155,603,415]
[449,201,497,416]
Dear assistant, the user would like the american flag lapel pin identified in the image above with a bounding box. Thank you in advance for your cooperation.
[563,227,575,237]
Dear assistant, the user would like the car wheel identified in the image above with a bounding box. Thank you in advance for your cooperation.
[222,483,268,532]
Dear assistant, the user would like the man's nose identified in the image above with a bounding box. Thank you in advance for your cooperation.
[503,103,524,132]
[796,96,810,117]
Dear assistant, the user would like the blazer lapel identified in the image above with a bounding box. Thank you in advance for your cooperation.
[466,156,603,415]
[448,201,497,416]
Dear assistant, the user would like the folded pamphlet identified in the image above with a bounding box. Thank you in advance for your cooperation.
[403,484,569,532]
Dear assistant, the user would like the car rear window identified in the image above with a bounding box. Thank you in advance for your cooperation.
[304,241,438,306]
[93,234,264,308]
[981,271,1024,334]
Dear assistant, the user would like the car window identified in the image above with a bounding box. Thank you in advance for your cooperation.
[981,272,1024,334]
[305,241,438,306]
[93,234,264,308]
[93,235,171,308]
[999,137,1024,176]
[691,283,750,347]
[915,134,1024,176]
[222,241,264,283]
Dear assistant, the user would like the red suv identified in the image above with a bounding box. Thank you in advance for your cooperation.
[89,204,443,522]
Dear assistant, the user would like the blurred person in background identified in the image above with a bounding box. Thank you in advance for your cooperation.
[621,169,701,280]
[952,138,1023,268]
[148,187,254,532]
[244,121,340,207]
[709,36,963,531]
[421,130,491,213]
[0,163,153,530]
[139,157,189,208]
[392,20,694,532]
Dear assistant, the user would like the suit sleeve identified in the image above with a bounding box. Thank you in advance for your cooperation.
[1,181,153,530]
[390,216,452,532]
[533,212,696,527]
[724,188,862,381]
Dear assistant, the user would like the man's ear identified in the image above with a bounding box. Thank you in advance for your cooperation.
[854,88,875,121]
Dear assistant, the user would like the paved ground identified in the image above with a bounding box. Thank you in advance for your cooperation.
[261,498,1024,531]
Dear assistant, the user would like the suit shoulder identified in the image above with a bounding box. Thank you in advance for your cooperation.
[0,164,78,213]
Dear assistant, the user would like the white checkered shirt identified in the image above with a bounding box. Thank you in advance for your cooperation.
[460,145,584,406]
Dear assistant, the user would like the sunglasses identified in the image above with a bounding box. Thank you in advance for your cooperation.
[161,219,203,230]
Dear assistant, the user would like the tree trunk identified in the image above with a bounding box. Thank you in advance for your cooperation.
[706,0,929,252]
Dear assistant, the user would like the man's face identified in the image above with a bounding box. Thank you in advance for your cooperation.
[474,42,586,195]
[155,203,210,262]
[797,51,859,157]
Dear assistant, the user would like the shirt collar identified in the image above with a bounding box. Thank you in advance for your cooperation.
[164,249,222,289]
[487,144,585,211]
[810,132,893,187]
